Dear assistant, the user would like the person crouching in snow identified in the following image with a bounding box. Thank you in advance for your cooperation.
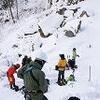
[7,64,20,91]
[57,54,68,85]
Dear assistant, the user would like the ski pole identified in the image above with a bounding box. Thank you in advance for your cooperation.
[88,66,91,81]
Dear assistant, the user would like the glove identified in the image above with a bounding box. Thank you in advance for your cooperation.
[77,55,80,57]
[55,65,59,70]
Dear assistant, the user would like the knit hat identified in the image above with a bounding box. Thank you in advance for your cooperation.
[15,64,20,69]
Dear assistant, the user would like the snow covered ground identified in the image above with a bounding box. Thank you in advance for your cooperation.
[0,0,100,100]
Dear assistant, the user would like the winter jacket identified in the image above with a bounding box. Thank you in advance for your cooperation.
[72,51,78,60]
[57,59,68,71]
[17,61,48,100]
[7,66,17,85]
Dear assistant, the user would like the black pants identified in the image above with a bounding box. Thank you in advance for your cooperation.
[58,70,65,83]
[72,59,75,66]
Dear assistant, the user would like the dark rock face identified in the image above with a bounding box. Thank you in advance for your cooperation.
[65,30,75,37]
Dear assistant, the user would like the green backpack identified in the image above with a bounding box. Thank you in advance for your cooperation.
[67,74,75,82]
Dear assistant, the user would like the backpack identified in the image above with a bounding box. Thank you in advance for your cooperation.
[24,67,39,86]
[68,59,75,69]
[67,74,75,82]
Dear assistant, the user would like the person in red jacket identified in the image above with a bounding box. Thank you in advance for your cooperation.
[7,64,20,90]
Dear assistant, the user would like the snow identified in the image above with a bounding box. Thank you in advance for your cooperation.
[0,0,100,100]
[39,13,63,34]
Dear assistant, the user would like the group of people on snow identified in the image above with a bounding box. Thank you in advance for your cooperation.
[6,48,79,100]
[7,52,49,100]
[56,48,79,86]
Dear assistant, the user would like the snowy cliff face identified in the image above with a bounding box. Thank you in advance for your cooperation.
[0,0,100,100]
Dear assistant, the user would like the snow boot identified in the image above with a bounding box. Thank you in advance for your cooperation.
[62,79,67,85]
[56,81,63,86]
[14,85,19,92]
[57,79,67,86]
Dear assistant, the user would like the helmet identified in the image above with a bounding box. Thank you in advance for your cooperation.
[59,54,65,58]
[24,55,28,58]
[73,48,76,51]
[15,64,20,69]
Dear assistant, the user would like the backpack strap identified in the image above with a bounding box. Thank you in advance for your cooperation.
[29,70,39,86]
[23,64,39,86]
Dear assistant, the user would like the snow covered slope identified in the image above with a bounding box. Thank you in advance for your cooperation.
[0,0,100,100]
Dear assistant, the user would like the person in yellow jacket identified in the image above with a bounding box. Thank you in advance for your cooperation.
[57,54,68,85]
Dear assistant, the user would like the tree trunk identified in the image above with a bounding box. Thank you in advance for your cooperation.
[9,5,15,23]
[15,0,19,19]
[38,25,52,38]
[7,0,15,23]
